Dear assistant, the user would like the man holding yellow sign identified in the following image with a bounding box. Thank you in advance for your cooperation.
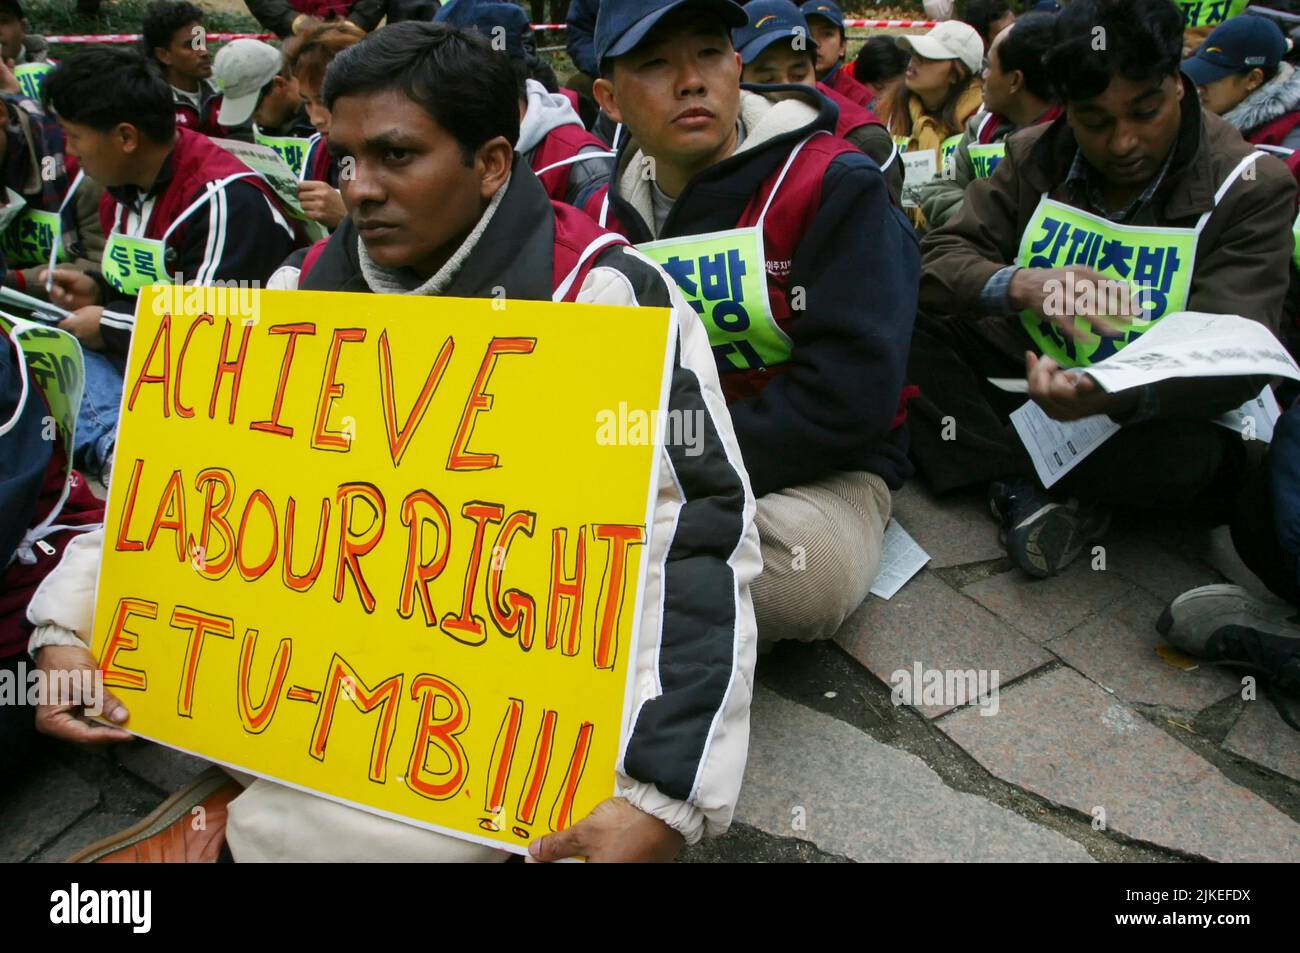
[28,21,760,864]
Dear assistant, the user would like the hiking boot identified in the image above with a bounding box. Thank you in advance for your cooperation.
[66,767,241,863]
[988,477,1111,579]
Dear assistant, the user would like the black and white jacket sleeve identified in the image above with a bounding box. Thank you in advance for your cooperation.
[577,244,761,844]
[99,179,299,355]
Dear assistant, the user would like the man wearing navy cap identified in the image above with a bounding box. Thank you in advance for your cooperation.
[800,0,873,107]
[1184,14,1300,152]
[585,0,919,646]
[734,0,901,201]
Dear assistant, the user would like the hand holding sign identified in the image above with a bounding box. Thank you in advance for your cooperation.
[298,181,347,230]
[57,305,105,350]
[527,796,684,863]
[1010,266,1133,341]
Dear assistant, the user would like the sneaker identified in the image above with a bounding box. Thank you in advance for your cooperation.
[1158,584,1300,684]
[66,767,240,863]
[988,477,1111,579]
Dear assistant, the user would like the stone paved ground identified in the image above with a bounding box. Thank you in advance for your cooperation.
[5,483,1300,863]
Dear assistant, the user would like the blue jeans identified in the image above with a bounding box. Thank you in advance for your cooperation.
[75,348,126,478]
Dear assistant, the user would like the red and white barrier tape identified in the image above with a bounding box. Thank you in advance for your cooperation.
[44,19,934,43]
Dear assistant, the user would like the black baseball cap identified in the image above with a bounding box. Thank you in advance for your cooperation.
[594,0,749,72]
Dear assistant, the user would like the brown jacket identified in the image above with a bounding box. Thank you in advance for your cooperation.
[920,82,1297,361]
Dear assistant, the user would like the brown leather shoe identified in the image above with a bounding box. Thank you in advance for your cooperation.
[67,768,242,863]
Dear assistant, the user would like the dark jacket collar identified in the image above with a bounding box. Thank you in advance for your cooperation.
[304,160,557,300]
[106,141,178,211]
[1025,73,1217,219]
[608,84,837,242]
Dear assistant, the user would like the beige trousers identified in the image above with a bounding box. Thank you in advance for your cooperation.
[223,773,510,863]
[751,471,891,644]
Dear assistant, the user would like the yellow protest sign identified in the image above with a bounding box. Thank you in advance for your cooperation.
[91,287,675,853]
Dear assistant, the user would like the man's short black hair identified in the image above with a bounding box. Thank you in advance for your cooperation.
[323,21,521,161]
[960,0,1012,47]
[44,46,177,142]
[997,12,1057,103]
[0,0,24,20]
[141,0,205,59]
[1044,0,1182,102]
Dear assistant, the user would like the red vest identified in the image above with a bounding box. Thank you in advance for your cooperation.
[817,81,885,140]
[529,123,612,204]
[98,128,291,253]
[1249,111,1300,148]
[288,0,357,16]
[825,65,874,109]
[174,96,226,139]
[585,132,862,402]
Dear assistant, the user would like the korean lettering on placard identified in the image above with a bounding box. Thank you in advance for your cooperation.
[271,141,306,176]
[1026,214,1183,363]
[1178,0,1241,27]
[661,247,763,369]
[107,242,164,292]
[1,214,56,266]
[971,152,1003,179]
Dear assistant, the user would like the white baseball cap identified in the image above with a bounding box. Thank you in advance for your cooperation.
[213,39,284,127]
[897,20,983,75]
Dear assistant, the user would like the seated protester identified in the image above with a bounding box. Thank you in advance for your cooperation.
[213,39,318,179]
[0,63,107,296]
[465,4,613,208]
[585,0,920,644]
[960,0,1016,53]
[1161,401,1300,730]
[734,0,902,204]
[142,1,248,142]
[0,318,103,772]
[881,19,984,227]
[286,21,364,228]
[39,47,303,480]
[918,12,1061,228]
[852,34,908,103]
[243,0,385,40]
[911,0,1297,578]
[1184,16,1300,155]
[30,21,761,863]
[0,0,54,101]
[800,0,874,107]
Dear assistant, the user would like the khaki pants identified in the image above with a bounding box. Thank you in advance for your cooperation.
[751,471,891,644]
[224,773,510,863]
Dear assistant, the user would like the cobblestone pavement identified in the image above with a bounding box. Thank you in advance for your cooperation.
[5,484,1299,862]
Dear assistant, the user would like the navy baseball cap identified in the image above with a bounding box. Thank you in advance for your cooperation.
[594,0,749,70]
[464,1,530,61]
[734,0,813,65]
[800,0,844,31]
[1182,16,1287,86]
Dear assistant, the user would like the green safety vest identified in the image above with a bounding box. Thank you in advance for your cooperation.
[12,62,52,101]
[1016,152,1262,367]
[101,171,257,295]
[968,142,1006,179]
[1178,0,1249,28]
[254,126,315,180]
[634,134,826,372]
[940,133,962,174]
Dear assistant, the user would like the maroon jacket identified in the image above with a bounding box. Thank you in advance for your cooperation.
[823,63,874,109]
[527,123,613,208]
[172,82,228,139]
